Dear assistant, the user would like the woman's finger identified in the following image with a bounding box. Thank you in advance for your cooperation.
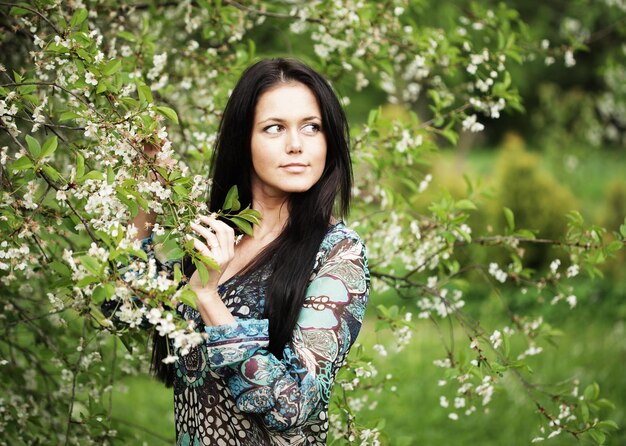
[191,237,213,259]
[190,222,220,249]
[199,216,235,253]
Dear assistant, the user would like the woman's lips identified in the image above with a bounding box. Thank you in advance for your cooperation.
[280,163,308,173]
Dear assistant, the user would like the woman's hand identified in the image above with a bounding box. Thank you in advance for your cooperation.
[142,139,177,186]
[187,215,237,326]
[130,139,176,240]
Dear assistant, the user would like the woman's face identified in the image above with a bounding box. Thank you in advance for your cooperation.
[250,82,327,199]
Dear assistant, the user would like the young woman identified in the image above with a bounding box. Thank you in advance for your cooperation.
[135,58,370,445]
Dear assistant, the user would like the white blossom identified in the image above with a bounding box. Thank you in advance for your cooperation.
[462,114,484,133]
[488,262,507,283]
[489,330,502,349]
[566,264,579,278]
[85,71,98,86]
[373,344,388,357]
[550,259,561,274]
[84,121,98,139]
[162,355,178,364]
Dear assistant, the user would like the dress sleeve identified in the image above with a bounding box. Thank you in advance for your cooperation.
[203,234,370,431]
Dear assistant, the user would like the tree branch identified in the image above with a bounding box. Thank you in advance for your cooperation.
[0,2,62,35]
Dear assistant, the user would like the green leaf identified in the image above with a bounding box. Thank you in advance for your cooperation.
[174,264,182,283]
[128,249,148,261]
[491,362,507,373]
[231,216,253,236]
[10,156,33,172]
[40,135,58,159]
[117,31,136,42]
[101,59,122,76]
[77,275,100,287]
[620,223,626,238]
[59,111,82,122]
[589,429,606,445]
[90,305,109,327]
[173,185,189,198]
[439,128,458,145]
[76,48,92,63]
[76,153,85,178]
[72,32,91,46]
[92,285,107,304]
[223,185,240,211]
[194,259,209,287]
[25,135,41,158]
[107,166,115,184]
[581,400,590,423]
[79,170,105,182]
[41,164,61,182]
[96,82,108,94]
[137,83,153,103]
[584,382,600,401]
[79,255,101,277]
[367,108,379,127]
[70,8,88,27]
[164,247,185,261]
[237,207,262,225]
[515,229,536,240]
[503,207,515,231]
[156,106,179,124]
[197,254,219,271]
[596,420,619,431]
[49,261,71,276]
[596,398,616,411]
[455,199,477,210]
[9,6,30,16]
[178,288,198,310]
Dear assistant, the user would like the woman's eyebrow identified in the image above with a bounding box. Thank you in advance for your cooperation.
[257,116,322,124]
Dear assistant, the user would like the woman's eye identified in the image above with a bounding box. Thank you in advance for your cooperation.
[302,123,321,134]
[264,124,282,134]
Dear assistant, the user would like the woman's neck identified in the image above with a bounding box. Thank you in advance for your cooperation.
[249,179,290,242]
[251,196,289,241]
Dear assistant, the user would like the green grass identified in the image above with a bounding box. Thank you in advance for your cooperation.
[355,309,626,445]
[111,375,175,444]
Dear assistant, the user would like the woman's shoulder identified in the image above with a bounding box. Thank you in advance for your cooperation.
[318,220,367,257]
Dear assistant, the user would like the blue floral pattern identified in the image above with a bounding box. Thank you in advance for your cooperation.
[144,222,369,445]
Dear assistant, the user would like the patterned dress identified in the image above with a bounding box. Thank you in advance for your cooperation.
[143,221,370,445]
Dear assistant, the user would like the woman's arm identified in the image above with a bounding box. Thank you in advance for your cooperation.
[129,138,174,241]
[131,207,157,241]
[203,233,370,431]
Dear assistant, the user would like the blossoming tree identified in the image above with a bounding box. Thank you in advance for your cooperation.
[1,1,624,444]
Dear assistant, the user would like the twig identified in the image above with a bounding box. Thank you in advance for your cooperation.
[0,2,62,35]
[224,0,321,22]
[65,320,88,446]
[1,121,100,242]
[0,81,105,119]
[109,416,174,443]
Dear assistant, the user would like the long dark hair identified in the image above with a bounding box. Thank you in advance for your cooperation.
[151,58,352,386]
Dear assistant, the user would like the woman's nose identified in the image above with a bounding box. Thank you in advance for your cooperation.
[286,129,303,153]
